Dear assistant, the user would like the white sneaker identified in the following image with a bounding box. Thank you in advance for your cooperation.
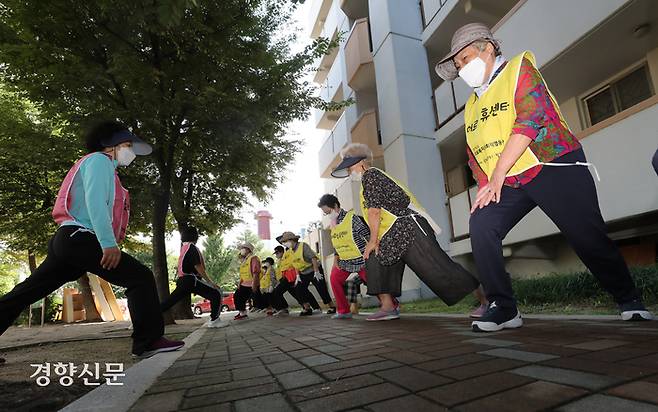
[274,309,289,317]
[207,317,228,328]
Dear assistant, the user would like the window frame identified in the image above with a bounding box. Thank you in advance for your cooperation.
[581,61,655,127]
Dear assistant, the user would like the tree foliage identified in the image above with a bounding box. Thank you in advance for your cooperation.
[0,0,336,322]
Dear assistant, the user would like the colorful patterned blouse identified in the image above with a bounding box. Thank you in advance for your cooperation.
[467,58,582,188]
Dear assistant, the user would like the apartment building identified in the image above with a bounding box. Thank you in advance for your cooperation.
[308,0,658,301]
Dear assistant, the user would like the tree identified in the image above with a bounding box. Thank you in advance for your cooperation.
[0,0,337,324]
[202,234,238,289]
[0,87,79,260]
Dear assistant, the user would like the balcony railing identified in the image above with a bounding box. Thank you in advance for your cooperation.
[345,18,375,91]
[340,0,368,19]
[350,110,383,157]
[421,0,450,29]
[434,78,471,128]
[318,112,349,177]
[308,0,332,39]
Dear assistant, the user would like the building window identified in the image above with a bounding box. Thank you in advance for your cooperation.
[583,64,654,126]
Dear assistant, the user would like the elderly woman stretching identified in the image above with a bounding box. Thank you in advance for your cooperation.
[331,143,479,321]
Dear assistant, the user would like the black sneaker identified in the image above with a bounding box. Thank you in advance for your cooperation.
[299,308,313,317]
[472,302,522,332]
[620,299,653,321]
[326,307,337,315]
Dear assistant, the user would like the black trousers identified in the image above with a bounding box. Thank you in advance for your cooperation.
[160,276,222,320]
[272,277,305,310]
[293,272,325,309]
[296,269,333,306]
[252,290,273,309]
[366,216,479,306]
[0,226,164,355]
[234,285,253,312]
[469,148,639,308]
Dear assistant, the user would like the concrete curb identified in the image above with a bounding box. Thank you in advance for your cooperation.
[60,326,207,412]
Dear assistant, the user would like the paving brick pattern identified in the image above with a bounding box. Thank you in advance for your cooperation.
[129,315,658,411]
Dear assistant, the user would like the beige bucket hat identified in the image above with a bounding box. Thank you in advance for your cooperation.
[435,22,500,81]
[238,242,255,252]
[278,231,300,243]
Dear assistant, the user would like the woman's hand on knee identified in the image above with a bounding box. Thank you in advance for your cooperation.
[101,247,122,270]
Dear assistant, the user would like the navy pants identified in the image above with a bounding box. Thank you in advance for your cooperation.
[469,148,639,308]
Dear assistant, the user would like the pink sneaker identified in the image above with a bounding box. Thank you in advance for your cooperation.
[133,337,185,359]
[470,304,489,319]
[366,309,400,321]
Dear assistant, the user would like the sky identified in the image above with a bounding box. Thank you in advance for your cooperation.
[167,2,327,254]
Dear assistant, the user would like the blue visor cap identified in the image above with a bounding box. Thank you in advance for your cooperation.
[331,156,366,178]
[101,130,152,155]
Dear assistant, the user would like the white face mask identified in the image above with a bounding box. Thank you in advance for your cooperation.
[349,171,362,182]
[283,241,294,249]
[328,210,339,220]
[239,248,248,256]
[458,55,487,88]
[116,146,136,167]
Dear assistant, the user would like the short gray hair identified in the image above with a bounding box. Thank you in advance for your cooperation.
[470,39,501,56]
[340,143,373,163]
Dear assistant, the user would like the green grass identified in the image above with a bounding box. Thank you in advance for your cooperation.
[400,265,658,316]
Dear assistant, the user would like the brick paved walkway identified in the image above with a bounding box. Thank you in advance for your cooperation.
[129,314,658,411]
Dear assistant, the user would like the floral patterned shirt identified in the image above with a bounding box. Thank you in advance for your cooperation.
[467,58,582,188]
[361,168,416,266]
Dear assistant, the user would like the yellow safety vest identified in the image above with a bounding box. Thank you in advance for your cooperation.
[359,168,425,241]
[464,51,570,179]
[239,254,260,283]
[260,267,273,289]
[330,210,363,260]
[289,242,315,273]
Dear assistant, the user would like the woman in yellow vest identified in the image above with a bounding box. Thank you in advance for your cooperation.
[277,231,336,316]
[331,143,479,321]
[270,244,309,316]
[256,257,276,316]
[435,23,652,332]
[233,242,260,321]
[318,194,372,319]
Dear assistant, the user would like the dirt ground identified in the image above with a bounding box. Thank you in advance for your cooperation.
[0,317,205,411]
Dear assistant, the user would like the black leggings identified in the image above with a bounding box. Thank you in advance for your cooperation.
[0,226,164,355]
[160,276,222,320]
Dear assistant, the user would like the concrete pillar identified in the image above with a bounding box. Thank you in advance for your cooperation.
[369,0,451,299]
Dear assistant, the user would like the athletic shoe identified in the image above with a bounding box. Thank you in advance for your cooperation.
[132,337,185,359]
[620,299,653,321]
[332,312,352,319]
[326,307,337,315]
[234,313,248,320]
[312,308,323,314]
[207,317,228,328]
[299,308,313,317]
[366,309,400,321]
[469,303,489,319]
[472,302,522,332]
[274,309,289,317]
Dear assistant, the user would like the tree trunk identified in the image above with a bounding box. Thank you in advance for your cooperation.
[78,273,102,322]
[152,188,176,325]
